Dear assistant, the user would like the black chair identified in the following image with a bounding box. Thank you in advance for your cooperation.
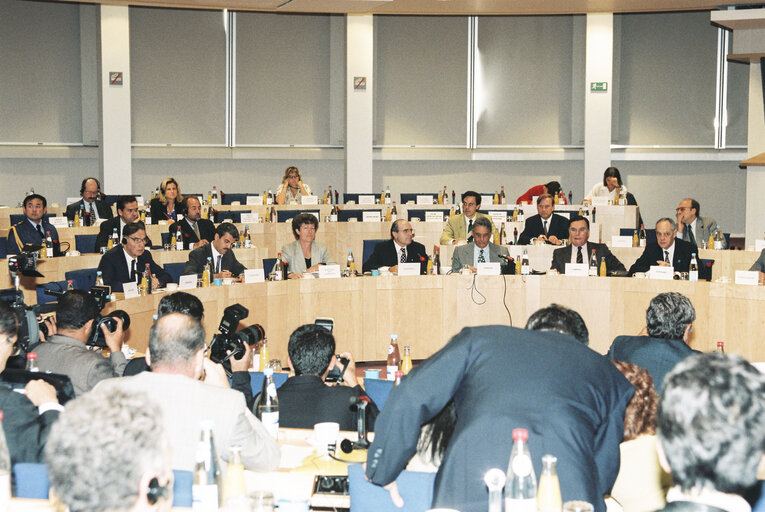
[36,280,67,304]
[75,234,98,254]
[102,195,120,207]
[222,193,249,205]
[0,238,9,259]
[163,262,186,284]
[215,210,249,223]
[263,258,278,277]
[64,268,98,291]
[338,210,366,222]
[363,239,388,268]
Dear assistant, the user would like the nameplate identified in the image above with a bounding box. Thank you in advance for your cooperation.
[135,196,145,206]
[416,195,433,205]
[649,266,674,280]
[358,195,375,205]
[319,264,341,279]
[123,282,139,299]
[756,239,765,252]
[49,216,69,228]
[481,195,494,207]
[301,195,319,205]
[425,211,444,223]
[476,262,501,275]
[735,270,759,286]
[246,195,261,205]
[362,211,381,223]
[488,211,507,226]
[243,269,265,284]
[397,262,420,276]
[564,263,589,276]
[591,196,609,206]
[178,274,198,290]
[240,213,258,224]
[611,236,633,248]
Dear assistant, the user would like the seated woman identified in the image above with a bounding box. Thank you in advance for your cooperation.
[149,177,183,223]
[584,167,628,203]
[275,166,312,205]
[281,212,336,278]
[609,360,672,512]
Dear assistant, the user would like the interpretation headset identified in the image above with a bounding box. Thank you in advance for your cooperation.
[80,177,101,195]
[146,477,171,505]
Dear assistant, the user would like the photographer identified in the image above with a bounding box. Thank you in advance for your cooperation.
[35,290,126,396]
[277,324,378,431]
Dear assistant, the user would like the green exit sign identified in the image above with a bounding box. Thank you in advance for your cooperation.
[590,82,608,92]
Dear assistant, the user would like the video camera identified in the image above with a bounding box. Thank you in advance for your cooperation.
[208,303,265,364]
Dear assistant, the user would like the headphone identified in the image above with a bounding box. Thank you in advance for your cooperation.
[80,177,101,195]
[146,477,171,505]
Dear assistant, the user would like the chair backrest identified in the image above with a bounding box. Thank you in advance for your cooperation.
[348,463,435,512]
[263,258,277,277]
[248,371,289,396]
[400,193,435,204]
[10,213,55,226]
[160,232,171,247]
[37,280,68,304]
[338,210,365,222]
[364,378,395,410]
[0,238,8,259]
[102,194,120,207]
[172,469,193,507]
[277,209,320,223]
[75,234,98,254]
[222,193,250,205]
[64,268,99,291]
[163,262,187,284]
[215,210,248,223]
[363,239,388,267]
[699,258,715,281]
[13,462,50,499]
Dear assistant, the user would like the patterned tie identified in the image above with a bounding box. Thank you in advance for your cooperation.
[400,248,406,263]
[467,219,474,243]
[90,202,95,220]
[216,255,222,274]
[664,250,669,263]
[576,246,583,264]
[686,224,696,246]
[478,248,485,263]
[543,220,548,236]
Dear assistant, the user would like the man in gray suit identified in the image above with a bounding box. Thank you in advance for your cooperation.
[35,290,127,396]
[451,216,510,273]
[95,312,280,472]
[676,198,726,249]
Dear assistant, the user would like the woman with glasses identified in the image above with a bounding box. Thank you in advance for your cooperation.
[275,166,312,205]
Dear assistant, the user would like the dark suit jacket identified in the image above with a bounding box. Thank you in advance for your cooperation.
[628,239,695,276]
[149,197,183,223]
[0,383,60,465]
[607,335,699,394]
[168,218,215,250]
[276,375,378,431]
[65,199,113,223]
[182,244,246,277]
[550,242,626,274]
[97,245,171,292]
[7,219,60,255]
[517,213,570,245]
[362,239,429,274]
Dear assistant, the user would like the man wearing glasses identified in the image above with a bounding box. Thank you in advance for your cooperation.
[98,221,171,292]
[363,219,429,274]
[439,190,496,245]
[675,198,726,249]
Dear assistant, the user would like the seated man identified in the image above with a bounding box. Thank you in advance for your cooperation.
[46,388,173,512]
[95,313,280,472]
[440,191,495,245]
[655,352,765,512]
[98,222,171,292]
[749,248,765,284]
[7,193,59,255]
[276,323,377,431]
[95,195,143,253]
[517,193,570,245]
[182,223,246,279]
[516,180,565,205]
[676,197,726,249]
[34,290,127,396]
[451,216,510,273]
[65,177,113,225]
[550,215,625,275]
[168,196,215,250]
[0,300,62,466]
[363,220,429,274]
[607,292,699,393]
[628,218,695,276]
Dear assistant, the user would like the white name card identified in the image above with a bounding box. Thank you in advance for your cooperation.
[244,269,265,284]
[135,196,145,206]
[240,213,258,224]
[358,195,376,205]
[362,211,381,223]
[649,265,674,280]
[425,211,444,223]
[416,195,433,205]
[488,211,507,226]
[611,236,633,248]
[246,195,261,205]
[319,264,341,279]
[592,196,609,206]
[49,216,69,228]
[756,239,765,252]
[397,262,420,276]
[735,270,759,285]
[481,195,494,207]
[122,282,139,299]
[476,262,501,275]
[301,195,319,205]
[178,274,198,290]
[564,263,589,276]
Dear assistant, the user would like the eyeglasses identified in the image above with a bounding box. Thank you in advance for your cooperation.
[127,236,147,245]
[462,202,477,207]
[287,174,299,178]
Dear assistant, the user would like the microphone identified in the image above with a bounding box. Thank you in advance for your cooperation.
[348,395,371,449]
[497,253,515,263]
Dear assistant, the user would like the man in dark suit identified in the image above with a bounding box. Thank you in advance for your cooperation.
[7,193,60,255]
[363,219,429,274]
[94,195,142,253]
[607,292,699,393]
[97,222,171,293]
[276,324,377,431]
[64,177,113,225]
[550,215,625,275]
[182,223,246,278]
[517,193,570,245]
[168,196,215,250]
[628,218,695,276]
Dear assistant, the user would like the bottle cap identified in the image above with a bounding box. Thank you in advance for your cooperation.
[512,428,529,441]
[27,352,37,360]
[264,367,274,377]
[200,419,214,430]
[0,410,3,421]
[390,334,398,341]
[395,371,403,378]
[717,341,724,347]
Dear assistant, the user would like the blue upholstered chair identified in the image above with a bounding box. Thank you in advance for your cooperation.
[65,268,98,291]
[362,239,388,268]
[75,234,98,254]
[13,462,50,499]
[363,378,395,410]
[163,262,187,284]
[348,463,435,512]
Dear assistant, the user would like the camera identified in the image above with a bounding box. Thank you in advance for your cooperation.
[87,310,131,348]
[326,354,349,383]
[8,253,43,278]
[208,303,265,364]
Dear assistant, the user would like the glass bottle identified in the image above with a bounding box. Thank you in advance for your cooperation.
[26,352,39,372]
[689,253,699,282]
[176,226,184,251]
[202,257,211,287]
[192,420,222,510]
[714,225,724,250]
[591,207,596,223]
[500,223,507,246]
[433,247,441,275]
[259,338,269,372]
[385,185,391,205]
[391,202,398,222]
[505,428,537,512]
[485,468,506,512]
[45,231,53,258]
[568,191,572,204]
[444,185,450,205]
[170,231,177,251]
[501,186,506,205]
[537,454,562,512]
[513,226,519,245]
[401,346,413,375]
[518,207,525,223]
[74,210,81,228]
[222,446,246,506]
[95,270,105,287]
[512,208,518,222]
[639,223,647,248]
[386,334,401,381]
[346,250,357,276]
[0,411,9,510]
[66,279,74,291]
[599,257,607,277]
[708,230,715,250]
[521,249,530,276]
[716,341,725,354]
[330,205,338,222]
[632,230,639,248]
[588,250,598,276]
[258,368,280,439]
[142,263,152,295]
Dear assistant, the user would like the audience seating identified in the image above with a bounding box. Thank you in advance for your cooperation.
[400,193,436,204]
[344,193,379,204]
[619,228,657,246]
[65,268,99,291]
[263,258,277,277]
[74,234,98,254]
[221,193,249,205]
[36,280,67,304]
[348,463,435,512]
[163,262,187,284]
[0,238,7,259]
[13,462,50,499]
[364,378,395,410]
[214,210,249,223]
[277,210,320,223]
[362,239,388,268]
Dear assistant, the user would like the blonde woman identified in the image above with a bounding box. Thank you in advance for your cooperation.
[275,166,312,205]
[150,177,184,222]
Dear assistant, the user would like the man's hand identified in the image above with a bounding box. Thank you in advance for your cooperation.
[453,238,466,246]
[202,358,230,388]
[25,380,59,406]
[389,265,398,274]
[656,260,671,267]
[102,316,124,353]
[215,270,233,280]
[150,275,161,290]
[676,212,685,232]
[465,265,477,274]
[327,352,358,387]
[229,342,253,373]
[385,481,404,508]
[287,273,302,280]
[548,235,562,246]
[193,240,209,249]
[760,271,765,284]
[39,315,56,342]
